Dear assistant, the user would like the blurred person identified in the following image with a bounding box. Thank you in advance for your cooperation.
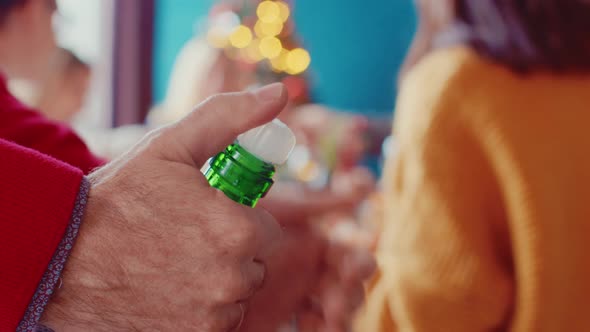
[354,0,590,331]
[34,48,91,122]
[10,47,91,123]
[0,1,375,332]
[148,37,234,126]
[0,0,101,172]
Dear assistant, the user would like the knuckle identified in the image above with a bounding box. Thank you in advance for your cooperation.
[197,316,230,332]
[216,268,250,301]
[143,126,167,143]
[201,93,225,108]
[192,94,226,120]
[244,90,259,104]
[218,304,243,331]
[140,126,174,154]
[229,217,258,249]
[202,91,256,111]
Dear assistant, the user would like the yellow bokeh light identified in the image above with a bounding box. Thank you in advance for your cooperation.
[286,48,311,75]
[270,49,288,72]
[276,1,291,22]
[257,1,281,23]
[243,39,264,63]
[254,20,283,37]
[229,25,253,49]
[259,37,283,59]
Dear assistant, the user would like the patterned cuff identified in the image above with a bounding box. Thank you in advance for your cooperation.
[17,177,90,332]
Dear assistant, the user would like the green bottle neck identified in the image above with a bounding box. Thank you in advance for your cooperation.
[226,143,275,178]
[204,143,276,208]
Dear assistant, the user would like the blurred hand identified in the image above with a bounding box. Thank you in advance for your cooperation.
[240,168,377,332]
[262,167,375,225]
[286,104,369,171]
[40,84,287,332]
[297,239,376,332]
[239,222,325,332]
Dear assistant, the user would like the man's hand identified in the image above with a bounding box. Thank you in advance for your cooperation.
[40,84,288,332]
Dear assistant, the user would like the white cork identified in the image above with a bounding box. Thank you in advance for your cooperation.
[237,119,296,165]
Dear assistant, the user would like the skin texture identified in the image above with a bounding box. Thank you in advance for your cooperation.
[39,84,376,332]
[41,84,287,332]
[0,2,376,329]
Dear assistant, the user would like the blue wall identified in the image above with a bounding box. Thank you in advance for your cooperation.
[153,0,214,103]
[152,0,417,113]
[293,0,416,113]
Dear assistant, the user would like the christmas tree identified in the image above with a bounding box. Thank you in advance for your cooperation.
[206,0,311,103]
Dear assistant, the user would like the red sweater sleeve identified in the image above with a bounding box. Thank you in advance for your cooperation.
[0,77,104,174]
[0,139,85,331]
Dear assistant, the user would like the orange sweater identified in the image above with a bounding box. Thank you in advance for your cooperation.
[354,46,590,332]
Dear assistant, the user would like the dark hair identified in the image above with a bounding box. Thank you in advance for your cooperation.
[458,0,590,72]
[0,0,25,8]
[418,0,590,73]
[0,0,26,23]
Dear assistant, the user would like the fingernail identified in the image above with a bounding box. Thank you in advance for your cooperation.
[254,83,285,103]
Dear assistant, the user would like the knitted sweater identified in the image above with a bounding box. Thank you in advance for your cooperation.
[355,46,590,331]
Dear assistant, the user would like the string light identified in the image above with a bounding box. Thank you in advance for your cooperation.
[257,1,281,23]
[276,1,290,22]
[270,48,288,72]
[286,48,311,74]
[206,1,311,77]
[229,25,253,49]
[254,20,283,37]
[259,36,282,59]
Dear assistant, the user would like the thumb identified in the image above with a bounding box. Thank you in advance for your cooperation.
[156,83,288,167]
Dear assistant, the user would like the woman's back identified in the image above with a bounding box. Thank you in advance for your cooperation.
[356,46,590,331]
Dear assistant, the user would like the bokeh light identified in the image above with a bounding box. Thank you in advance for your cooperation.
[270,48,288,72]
[206,2,311,77]
[276,1,291,22]
[229,25,253,49]
[254,20,283,37]
[259,36,283,59]
[256,1,281,23]
[286,48,311,74]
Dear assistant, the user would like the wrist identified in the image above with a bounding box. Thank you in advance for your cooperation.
[39,180,131,332]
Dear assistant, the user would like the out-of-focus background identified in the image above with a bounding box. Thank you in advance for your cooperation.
[9,0,416,186]
[8,2,590,330]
